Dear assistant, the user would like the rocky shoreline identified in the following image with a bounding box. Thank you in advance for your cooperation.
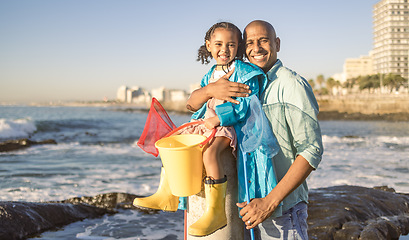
[1,186,408,239]
[308,185,409,240]
[0,138,57,153]
[317,111,409,121]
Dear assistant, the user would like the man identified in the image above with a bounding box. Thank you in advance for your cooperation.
[236,20,323,239]
[188,20,323,239]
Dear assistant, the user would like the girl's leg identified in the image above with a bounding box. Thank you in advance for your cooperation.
[202,136,231,179]
[188,136,232,236]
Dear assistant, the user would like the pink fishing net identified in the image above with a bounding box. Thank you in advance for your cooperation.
[137,98,176,157]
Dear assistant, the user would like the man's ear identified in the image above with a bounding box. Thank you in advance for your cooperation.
[275,37,281,52]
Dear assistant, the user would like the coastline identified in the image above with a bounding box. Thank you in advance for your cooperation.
[2,94,409,122]
[316,94,409,121]
[317,111,409,121]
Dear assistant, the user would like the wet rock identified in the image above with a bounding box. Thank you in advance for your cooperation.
[0,201,112,240]
[0,193,150,240]
[1,186,408,240]
[360,215,409,239]
[0,138,57,152]
[55,192,140,210]
[308,185,409,240]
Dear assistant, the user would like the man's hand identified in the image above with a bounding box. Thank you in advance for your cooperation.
[186,70,252,111]
[237,197,280,229]
[206,70,251,104]
[237,156,314,229]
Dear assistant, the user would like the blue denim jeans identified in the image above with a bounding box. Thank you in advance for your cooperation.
[244,202,308,240]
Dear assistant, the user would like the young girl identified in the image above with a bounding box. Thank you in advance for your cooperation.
[134,22,268,236]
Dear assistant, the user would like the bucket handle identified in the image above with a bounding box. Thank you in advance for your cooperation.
[163,121,217,148]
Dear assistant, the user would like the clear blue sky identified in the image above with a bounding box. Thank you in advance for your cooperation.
[0,0,379,103]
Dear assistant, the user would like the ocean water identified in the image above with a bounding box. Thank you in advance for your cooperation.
[1,105,408,239]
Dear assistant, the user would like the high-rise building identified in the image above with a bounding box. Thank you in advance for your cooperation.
[373,0,409,81]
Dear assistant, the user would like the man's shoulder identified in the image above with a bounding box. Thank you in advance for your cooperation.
[275,65,307,87]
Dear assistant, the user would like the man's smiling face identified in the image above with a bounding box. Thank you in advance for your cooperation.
[244,21,280,73]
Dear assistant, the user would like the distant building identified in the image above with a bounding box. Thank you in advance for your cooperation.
[343,53,374,81]
[170,89,188,102]
[127,86,150,104]
[150,86,189,104]
[373,0,409,81]
[117,85,150,104]
[117,85,129,102]
[151,87,168,102]
[331,73,346,83]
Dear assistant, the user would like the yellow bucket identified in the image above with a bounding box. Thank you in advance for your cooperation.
[155,134,206,197]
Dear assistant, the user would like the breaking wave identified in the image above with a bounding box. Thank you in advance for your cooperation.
[0,118,37,141]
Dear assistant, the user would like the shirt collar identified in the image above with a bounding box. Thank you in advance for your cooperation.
[265,59,283,82]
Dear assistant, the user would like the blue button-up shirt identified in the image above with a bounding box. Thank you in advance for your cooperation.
[261,59,324,213]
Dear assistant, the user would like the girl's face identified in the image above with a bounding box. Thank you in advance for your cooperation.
[206,28,239,67]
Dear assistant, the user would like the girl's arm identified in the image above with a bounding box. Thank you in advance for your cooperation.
[186,70,251,112]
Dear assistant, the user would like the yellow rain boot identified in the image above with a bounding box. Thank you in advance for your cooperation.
[133,167,179,212]
[188,176,227,236]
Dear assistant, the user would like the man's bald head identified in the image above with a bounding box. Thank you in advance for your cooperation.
[244,20,276,40]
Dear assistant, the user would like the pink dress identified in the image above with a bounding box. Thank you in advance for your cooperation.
[177,72,237,155]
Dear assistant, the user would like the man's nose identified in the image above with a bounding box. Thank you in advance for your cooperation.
[253,42,262,52]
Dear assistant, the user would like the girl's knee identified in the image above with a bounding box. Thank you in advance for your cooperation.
[203,137,231,163]
[203,146,218,162]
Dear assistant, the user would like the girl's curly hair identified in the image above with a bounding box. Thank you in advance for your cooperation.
[197,22,244,64]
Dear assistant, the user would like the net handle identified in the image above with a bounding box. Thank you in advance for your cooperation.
[163,121,217,148]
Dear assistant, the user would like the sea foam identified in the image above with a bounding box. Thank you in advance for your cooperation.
[0,118,37,140]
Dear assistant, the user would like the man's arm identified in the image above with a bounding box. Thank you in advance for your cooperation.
[186,70,251,111]
[237,155,313,229]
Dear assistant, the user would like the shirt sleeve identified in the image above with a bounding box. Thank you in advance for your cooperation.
[282,75,324,169]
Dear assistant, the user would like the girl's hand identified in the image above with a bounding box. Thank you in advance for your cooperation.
[204,117,220,130]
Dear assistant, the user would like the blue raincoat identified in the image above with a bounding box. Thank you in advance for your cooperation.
[178,60,280,214]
